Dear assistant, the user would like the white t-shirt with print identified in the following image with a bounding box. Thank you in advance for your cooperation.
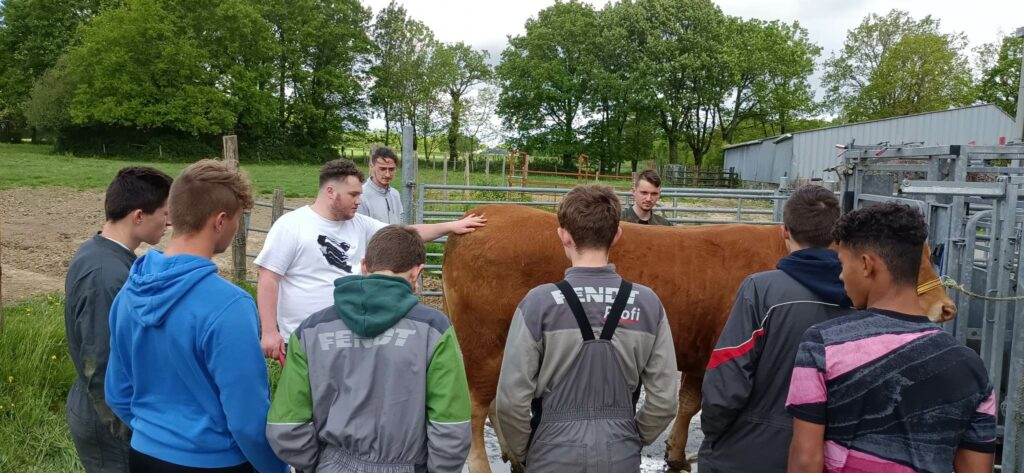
[254,205,387,339]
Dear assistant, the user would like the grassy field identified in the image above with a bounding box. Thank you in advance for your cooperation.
[0,295,282,472]
[0,143,584,196]
[0,297,83,472]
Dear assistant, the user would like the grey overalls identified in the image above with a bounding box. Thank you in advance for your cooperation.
[526,279,642,473]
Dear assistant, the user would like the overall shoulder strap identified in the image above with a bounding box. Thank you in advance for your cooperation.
[554,280,595,341]
[600,280,634,341]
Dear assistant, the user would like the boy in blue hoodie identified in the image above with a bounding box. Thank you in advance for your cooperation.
[106,160,286,473]
[698,184,854,473]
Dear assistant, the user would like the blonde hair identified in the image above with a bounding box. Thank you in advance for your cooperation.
[169,159,254,234]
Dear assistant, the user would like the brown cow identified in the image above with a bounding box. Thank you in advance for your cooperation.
[442,204,955,473]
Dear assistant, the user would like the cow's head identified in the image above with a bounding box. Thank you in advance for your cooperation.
[917,243,956,323]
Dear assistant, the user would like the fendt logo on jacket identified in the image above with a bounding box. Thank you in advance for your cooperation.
[318,328,417,350]
[549,286,638,305]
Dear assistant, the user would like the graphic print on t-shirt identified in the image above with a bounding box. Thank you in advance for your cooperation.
[317,235,353,273]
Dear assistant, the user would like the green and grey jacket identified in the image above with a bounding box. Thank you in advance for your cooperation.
[266,274,471,473]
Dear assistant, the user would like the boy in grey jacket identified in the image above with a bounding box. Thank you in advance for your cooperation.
[495,185,679,472]
[267,225,472,472]
[64,166,172,473]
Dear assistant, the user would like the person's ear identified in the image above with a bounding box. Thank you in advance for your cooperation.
[556,227,574,249]
[130,209,144,225]
[409,264,424,294]
[781,226,791,242]
[860,252,876,279]
[360,258,368,275]
[611,226,623,247]
[215,212,228,233]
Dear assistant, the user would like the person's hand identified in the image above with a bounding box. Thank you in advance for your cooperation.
[450,213,487,235]
[261,331,285,360]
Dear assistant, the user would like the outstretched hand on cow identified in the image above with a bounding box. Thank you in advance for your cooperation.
[410,213,488,241]
[449,213,487,234]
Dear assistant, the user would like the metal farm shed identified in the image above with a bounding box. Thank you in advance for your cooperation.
[724,104,1018,185]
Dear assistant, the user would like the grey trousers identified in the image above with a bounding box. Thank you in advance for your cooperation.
[67,397,130,473]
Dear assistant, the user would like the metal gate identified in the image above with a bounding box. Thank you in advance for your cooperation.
[414,183,792,297]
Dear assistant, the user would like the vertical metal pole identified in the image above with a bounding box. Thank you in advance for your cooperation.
[986,179,1017,410]
[1015,26,1024,142]
[1004,207,1024,473]
[401,125,415,225]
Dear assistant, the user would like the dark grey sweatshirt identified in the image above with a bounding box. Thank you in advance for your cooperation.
[64,233,135,440]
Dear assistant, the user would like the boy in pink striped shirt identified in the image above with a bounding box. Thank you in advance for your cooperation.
[785,203,994,473]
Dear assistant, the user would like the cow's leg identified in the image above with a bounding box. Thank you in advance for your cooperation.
[468,394,493,473]
[665,372,702,472]
[488,400,525,473]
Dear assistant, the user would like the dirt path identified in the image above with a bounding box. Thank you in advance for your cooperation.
[0,187,447,310]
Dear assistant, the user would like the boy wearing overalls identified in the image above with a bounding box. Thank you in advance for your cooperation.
[496,184,680,472]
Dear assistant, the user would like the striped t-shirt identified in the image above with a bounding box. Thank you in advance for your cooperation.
[786,308,995,472]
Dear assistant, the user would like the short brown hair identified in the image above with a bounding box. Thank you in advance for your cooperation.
[558,185,621,251]
[169,159,254,234]
[364,225,425,273]
[320,158,365,187]
[635,169,662,188]
[783,185,840,248]
[370,147,398,165]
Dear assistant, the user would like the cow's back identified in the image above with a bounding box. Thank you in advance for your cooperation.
[442,204,786,401]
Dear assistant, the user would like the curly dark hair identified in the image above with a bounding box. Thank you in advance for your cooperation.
[832,202,928,285]
[319,158,365,187]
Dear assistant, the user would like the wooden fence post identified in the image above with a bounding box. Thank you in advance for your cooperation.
[222,135,239,170]
[223,135,246,282]
[1,221,4,332]
[271,189,285,224]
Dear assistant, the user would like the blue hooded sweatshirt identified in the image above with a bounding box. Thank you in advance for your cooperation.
[775,247,853,307]
[105,250,286,473]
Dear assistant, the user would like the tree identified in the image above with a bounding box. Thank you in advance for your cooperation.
[435,42,491,164]
[717,19,820,140]
[627,0,731,166]
[0,0,103,141]
[854,33,974,119]
[822,9,972,121]
[369,1,440,148]
[975,35,1024,116]
[496,1,600,159]
[66,0,242,134]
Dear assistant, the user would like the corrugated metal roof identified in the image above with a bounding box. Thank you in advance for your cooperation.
[724,104,1018,183]
[789,103,1014,137]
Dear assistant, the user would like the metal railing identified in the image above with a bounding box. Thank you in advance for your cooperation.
[414,183,788,296]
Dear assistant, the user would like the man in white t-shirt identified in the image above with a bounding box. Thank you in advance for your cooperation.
[255,158,486,359]
[357,146,403,224]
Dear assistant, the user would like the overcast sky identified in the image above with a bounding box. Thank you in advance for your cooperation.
[361,0,1024,131]
[363,0,1022,64]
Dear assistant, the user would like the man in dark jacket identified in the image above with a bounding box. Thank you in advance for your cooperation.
[698,184,853,472]
[64,167,172,473]
[621,169,673,225]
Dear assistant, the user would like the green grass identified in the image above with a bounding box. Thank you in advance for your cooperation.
[0,143,584,197]
[0,296,82,472]
[0,295,282,472]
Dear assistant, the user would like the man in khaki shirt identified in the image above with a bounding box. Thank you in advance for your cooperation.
[621,169,672,226]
